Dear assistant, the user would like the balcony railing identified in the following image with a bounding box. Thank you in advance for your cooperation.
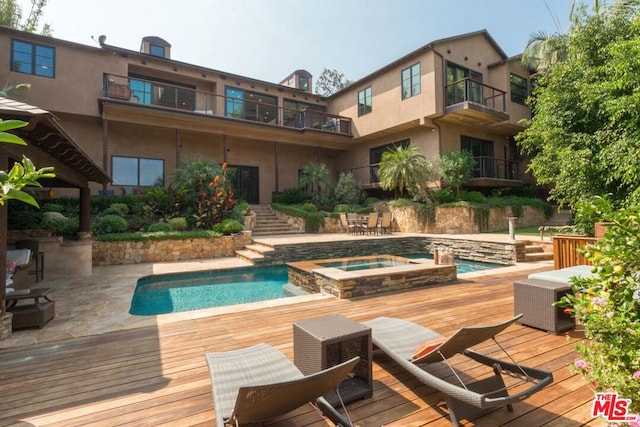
[445,78,507,113]
[103,74,351,135]
[471,156,521,180]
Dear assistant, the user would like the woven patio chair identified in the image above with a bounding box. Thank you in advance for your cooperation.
[362,314,553,427]
[205,342,359,427]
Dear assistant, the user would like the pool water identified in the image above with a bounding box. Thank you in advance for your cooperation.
[129,254,504,315]
[318,257,410,271]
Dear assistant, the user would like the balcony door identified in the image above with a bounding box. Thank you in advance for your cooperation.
[446,62,483,105]
[461,136,495,178]
[229,165,259,204]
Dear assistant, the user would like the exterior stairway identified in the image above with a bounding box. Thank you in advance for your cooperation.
[249,205,304,236]
[523,240,554,262]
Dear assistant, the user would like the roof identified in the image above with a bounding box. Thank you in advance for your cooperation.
[0,97,111,185]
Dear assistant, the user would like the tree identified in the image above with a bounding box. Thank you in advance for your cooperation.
[334,171,362,205]
[0,0,51,35]
[378,144,436,202]
[0,118,55,207]
[517,1,640,210]
[314,68,351,97]
[438,150,475,201]
[298,162,332,195]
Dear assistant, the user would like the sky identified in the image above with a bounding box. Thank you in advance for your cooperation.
[16,0,575,86]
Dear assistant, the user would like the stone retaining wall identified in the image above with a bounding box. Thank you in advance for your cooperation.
[92,232,252,266]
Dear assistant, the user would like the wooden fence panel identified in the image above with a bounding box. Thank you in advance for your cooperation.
[553,235,597,269]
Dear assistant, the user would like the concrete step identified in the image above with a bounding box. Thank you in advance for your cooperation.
[525,245,546,254]
[235,249,265,264]
[524,252,554,262]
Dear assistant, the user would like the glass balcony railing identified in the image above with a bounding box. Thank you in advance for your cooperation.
[445,78,507,113]
[103,74,351,135]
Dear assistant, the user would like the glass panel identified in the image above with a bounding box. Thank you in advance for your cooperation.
[358,87,372,116]
[11,40,33,74]
[510,74,528,104]
[411,63,421,96]
[112,157,138,186]
[34,45,54,77]
[225,87,244,119]
[139,159,164,186]
[298,76,309,91]
[130,79,152,104]
[149,44,164,58]
[401,68,411,99]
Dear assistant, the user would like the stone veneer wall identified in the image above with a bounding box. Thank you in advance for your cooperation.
[390,205,546,234]
[288,263,457,298]
[92,232,252,266]
[266,236,523,265]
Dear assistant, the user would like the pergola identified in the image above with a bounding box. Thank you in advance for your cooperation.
[0,96,111,312]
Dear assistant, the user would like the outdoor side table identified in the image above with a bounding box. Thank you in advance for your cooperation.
[5,288,55,330]
[293,314,372,406]
[513,279,575,334]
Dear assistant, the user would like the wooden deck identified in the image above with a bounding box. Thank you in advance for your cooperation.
[0,269,605,427]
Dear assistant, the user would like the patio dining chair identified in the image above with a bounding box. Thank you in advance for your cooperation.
[378,212,392,235]
[339,212,358,235]
[361,212,379,235]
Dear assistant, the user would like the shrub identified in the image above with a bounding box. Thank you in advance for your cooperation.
[213,219,244,235]
[334,172,363,205]
[96,230,220,242]
[102,206,124,217]
[167,217,188,231]
[41,217,79,238]
[41,203,64,213]
[558,205,640,412]
[147,222,172,232]
[236,201,251,215]
[272,187,309,204]
[8,209,42,230]
[460,190,486,204]
[363,197,378,207]
[110,202,130,215]
[334,204,353,213]
[95,214,129,234]
[223,206,246,223]
[304,212,324,233]
[301,202,318,212]
[433,188,456,204]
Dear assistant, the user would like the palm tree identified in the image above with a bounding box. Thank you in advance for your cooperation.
[299,162,332,195]
[378,144,435,201]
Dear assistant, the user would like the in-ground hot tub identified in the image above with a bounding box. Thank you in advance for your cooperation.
[287,254,457,298]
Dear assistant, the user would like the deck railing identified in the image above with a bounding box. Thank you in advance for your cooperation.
[553,235,597,269]
[103,74,351,135]
[445,78,507,112]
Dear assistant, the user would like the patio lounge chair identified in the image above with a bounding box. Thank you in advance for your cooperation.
[205,343,359,427]
[362,314,553,426]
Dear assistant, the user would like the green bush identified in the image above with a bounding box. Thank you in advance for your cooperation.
[460,190,486,203]
[301,202,318,212]
[95,214,129,234]
[167,217,188,231]
[304,212,324,233]
[223,206,246,223]
[334,204,353,213]
[40,217,79,238]
[103,206,124,217]
[213,219,244,235]
[334,172,363,205]
[236,201,251,215]
[96,230,220,242]
[433,188,456,204]
[8,209,42,230]
[110,202,130,215]
[363,197,378,207]
[272,187,309,204]
[41,203,65,213]
[147,222,172,232]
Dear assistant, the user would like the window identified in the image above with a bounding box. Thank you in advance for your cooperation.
[11,39,55,78]
[510,74,528,105]
[369,139,410,182]
[298,75,309,91]
[283,99,327,128]
[358,86,372,116]
[149,44,165,58]
[112,156,164,186]
[461,136,494,178]
[446,62,482,105]
[225,87,278,123]
[129,76,195,110]
[401,63,421,99]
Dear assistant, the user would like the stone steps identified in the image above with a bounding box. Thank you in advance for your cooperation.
[250,204,304,236]
[234,242,276,265]
[523,241,554,262]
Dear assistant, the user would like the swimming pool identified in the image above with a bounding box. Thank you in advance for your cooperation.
[129,254,503,315]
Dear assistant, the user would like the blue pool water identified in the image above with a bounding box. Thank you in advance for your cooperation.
[129,255,504,315]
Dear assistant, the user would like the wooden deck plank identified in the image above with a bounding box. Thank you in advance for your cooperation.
[0,268,601,427]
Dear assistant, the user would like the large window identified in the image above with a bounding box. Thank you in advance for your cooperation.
[129,75,195,110]
[149,44,165,58]
[358,86,372,116]
[369,139,410,182]
[298,76,309,91]
[461,136,494,178]
[283,99,327,128]
[225,87,278,123]
[11,39,55,78]
[401,63,421,99]
[112,156,164,187]
[446,62,482,105]
[510,74,528,105]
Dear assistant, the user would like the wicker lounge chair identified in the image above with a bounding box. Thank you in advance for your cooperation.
[205,343,359,427]
[362,314,553,426]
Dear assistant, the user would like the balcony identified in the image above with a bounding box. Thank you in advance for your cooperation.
[466,156,523,188]
[444,78,509,124]
[102,74,352,137]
